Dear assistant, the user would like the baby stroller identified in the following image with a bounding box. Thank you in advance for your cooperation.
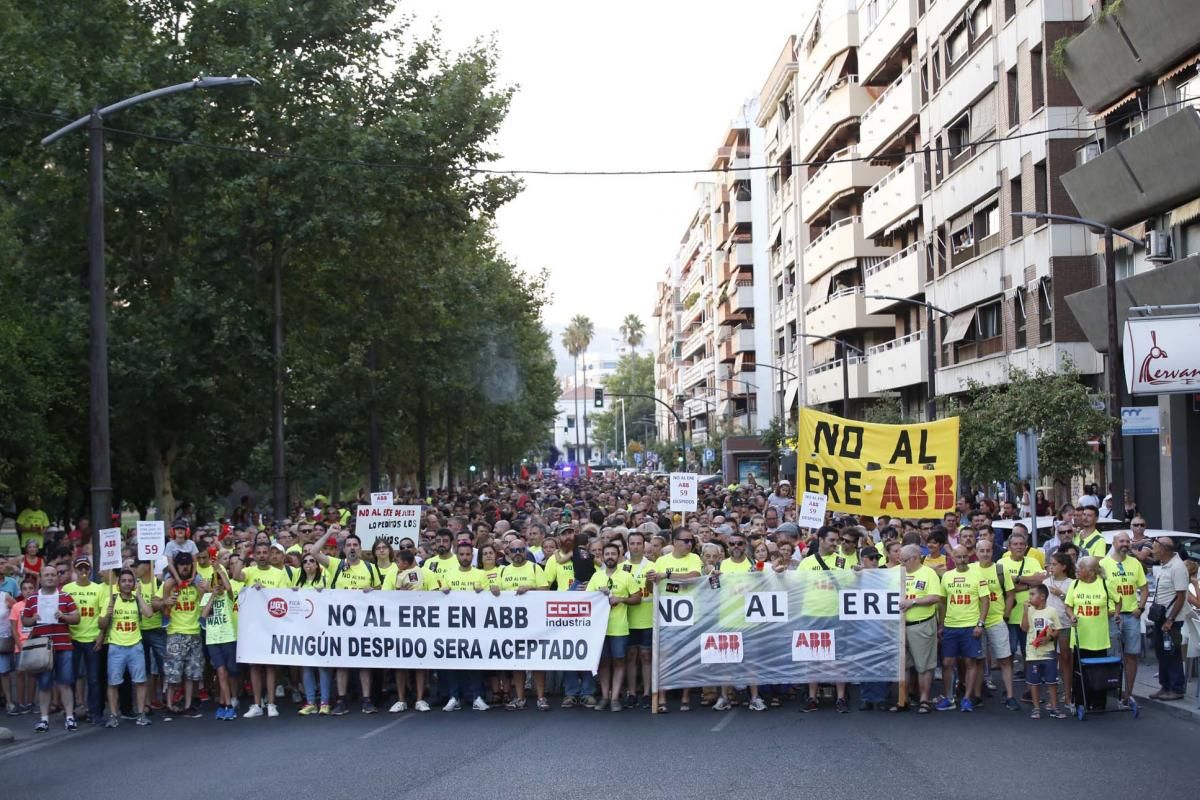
[1072,640,1138,721]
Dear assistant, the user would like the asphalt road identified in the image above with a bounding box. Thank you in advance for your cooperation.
[1,693,1193,800]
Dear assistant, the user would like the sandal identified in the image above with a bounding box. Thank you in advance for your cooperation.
[916,701,931,714]
[1030,709,1041,720]
[679,702,691,712]
[656,704,669,714]
[769,697,782,707]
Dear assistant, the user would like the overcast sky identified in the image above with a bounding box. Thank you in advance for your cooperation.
[396,0,812,348]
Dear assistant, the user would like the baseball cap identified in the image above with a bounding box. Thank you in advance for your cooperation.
[778,479,791,486]
[73,555,91,567]
[170,520,189,530]
[859,547,881,561]
[776,522,801,536]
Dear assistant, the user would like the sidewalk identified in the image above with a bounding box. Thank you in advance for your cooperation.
[1130,658,1200,723]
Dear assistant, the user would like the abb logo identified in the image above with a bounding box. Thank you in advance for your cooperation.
[267,597,289,618]
[546,601,591,618]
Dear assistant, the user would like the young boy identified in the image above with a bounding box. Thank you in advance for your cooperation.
[1020,584,1065,719]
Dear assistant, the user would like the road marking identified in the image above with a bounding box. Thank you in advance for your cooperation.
[710,710,737,732]
[359,714,416,739]
[0,725,100,762]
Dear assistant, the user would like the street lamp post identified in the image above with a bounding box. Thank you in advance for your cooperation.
[794,333,864,418]
[42,76,259,558]
[1011,211,1141,521]
[754,361,799,435]
[864,295,954,422]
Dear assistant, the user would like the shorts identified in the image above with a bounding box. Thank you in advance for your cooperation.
[905,616,938,673]
[0,650,13,674]
[142,628,166,676]
[627,628,652,649]
[207,641,240,675]
[164,633,204,684]
[942,626,984,660]
[1110,613,1142,656]
[107,643,147,685]
[1025,659,1058,686]
[983,622,1012,659]
[37,649,75,691]
[600,635,629,660]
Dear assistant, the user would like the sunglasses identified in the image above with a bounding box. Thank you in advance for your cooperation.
[730,541,746,546]
[507,547,524,554]
[1131,523,1146,527]
[676,538,694,544]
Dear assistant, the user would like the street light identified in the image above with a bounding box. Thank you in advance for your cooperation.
[864,294,954,422]
[42,76,260,561]
[794,332,864,418]
[1012,211,1141,522]
[754,361,799,435]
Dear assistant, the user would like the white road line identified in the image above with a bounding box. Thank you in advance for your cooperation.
[710,710,737,732]
[359,714,416,739]
[0,725,100,762]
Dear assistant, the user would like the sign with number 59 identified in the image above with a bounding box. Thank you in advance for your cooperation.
[669,472,698,512]
[136,521,166,562]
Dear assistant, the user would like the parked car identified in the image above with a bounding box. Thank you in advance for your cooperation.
[992,516,1124,549]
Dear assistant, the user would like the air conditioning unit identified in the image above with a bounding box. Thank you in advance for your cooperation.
[1147,230,1173,263]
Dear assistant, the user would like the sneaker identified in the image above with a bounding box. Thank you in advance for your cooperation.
[594,698,609,711]
[1047,708,1067,719]
[623,693,638,709]
[934,697,956,711]
[291,689,304,704]
[298,703,319,716]
[961,698,974,713]
[104,715,120,729]
[121,709,139,720]
[275,685,286,699]
[35,719,49,733]
[415,700,431,712]
[65,716,78,731]
[536,697,550,711]
[611,697,622,712]
[319,704,331,716]
[749,696,767,712]
[560,696,578,709]
[266,703,280,718]
[504,698,526,710]
[443,698,461,712]
[1030,708,1041,719]
[1004,698,1021,712]
[713,696,731,711]
[330,700,348,716]
[802,697,819,713]
[471,696,489,712]
[243,704,264,718]
[136,714,152,726]
[19,704,34,715]
[639,694,652,709]
[361,700,378,715]
[214,707,229,720]
[184,705,203,719]
[150,699,165,711]
[581,695,597,709]
[229,697,240,711]
[389,701,408,713]
[835,698,849,714]
[198,688,211,703]
[6,705,18,717]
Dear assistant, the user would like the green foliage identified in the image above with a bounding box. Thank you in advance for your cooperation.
[591,353,654,460]
[950,365,1117,488]
[619,314,645,352]
[860,397,915,425]
[1050,35,1075,76]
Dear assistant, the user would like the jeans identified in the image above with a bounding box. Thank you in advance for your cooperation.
[563,670,596,698]
[72,640,103,719]
[859,681,889,704]
[1152,623,1186,694]
[443,670,481,702]
[302,666,333,705]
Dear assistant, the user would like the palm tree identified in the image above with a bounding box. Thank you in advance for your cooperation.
[620,314,645,353]
[566,314,594,463]
[561,324,582,464]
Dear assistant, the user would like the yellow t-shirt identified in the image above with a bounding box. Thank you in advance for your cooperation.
[1024,606,1062,661]
[999,555,1042,624]
[621,557,654,630]
[423,554,458,575]
[106,594,144,647]
[63,581,111,643]
[1099,555,1147,613]
[480,565,503,589]
[204,580,243,646]
[497,561,547,592]
[383,566,440,591]
[165,581,203,635]
[586,568,639,636]
[1075,530,1109,559]
[1065,578,1115,650]
[795,554,842,617]
[16,508,50,545]
[654,552,702,578]
[241,564,291,589]
[718,558,754,574]
[138,577,163,630]
[542,555,575,591]
[325,557,381,590]
[831,549,859,570]
[924,553,947,573]
[196,563,215,586]
[378,563,398,588]
[1026,547,1046,568]
[439,567,486,592]
[941,566,988,629]
[976,562,1015,628]
[903,565,945,623]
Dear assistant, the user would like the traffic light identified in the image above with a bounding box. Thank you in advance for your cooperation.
[594,388,604,408]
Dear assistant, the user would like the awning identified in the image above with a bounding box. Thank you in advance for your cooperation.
[1095,222,1145,253]
[806,270,833,310]
[1158,52,1200,84]
[1169,197,1200,227]
[883,208,921,236]
[783,380,799,412]
[1093,89,1139,120]
[943,308,976,344]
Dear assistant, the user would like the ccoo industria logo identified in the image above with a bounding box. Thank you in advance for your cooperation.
[545,600,592,627]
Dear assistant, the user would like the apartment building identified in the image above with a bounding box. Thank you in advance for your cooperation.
[1054,0,1200,529]
[652,110,774,447]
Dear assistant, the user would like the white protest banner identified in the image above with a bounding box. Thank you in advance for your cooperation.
[370,491,394,506]
[798,491,828,529]
[98,527,122,571]
[136,521,165,562]
[669,472,698,512]
[236,588,610,671]
[355,504,421,550]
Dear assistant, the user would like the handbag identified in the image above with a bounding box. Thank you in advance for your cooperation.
[17,636,53,673]
[1147,603,1167,625]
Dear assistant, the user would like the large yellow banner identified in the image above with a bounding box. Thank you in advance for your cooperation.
[796,408,960,517]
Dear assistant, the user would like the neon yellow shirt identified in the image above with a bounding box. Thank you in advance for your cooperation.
[63,581,110,643]
[1065,578,1114,650]
[423,554,458,575]
[138,577,163,630]
[1099,555,1147,613]
[479,565,503,589]
[941,566,988,628]
[718,558,754,574]
[542,555,575,591]
[831,549,859,570]
[105,594,144,647]
[903,565,944,623]
[16,509,49,545]
[654,552,702,578]
[325,557,381,590]
[795,554,842,617]
[241,564,291,589]
[999,555,1042,624]
[586,569,639,636]
[439,567,486,592]
[165,581,203,635]
[976,562,1014,627]
[383,566,440,591]
[497,561,546,592]
[621,557,654,630]
[204,580,243,646]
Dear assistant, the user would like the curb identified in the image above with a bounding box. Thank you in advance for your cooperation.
[1132,692,1200,725]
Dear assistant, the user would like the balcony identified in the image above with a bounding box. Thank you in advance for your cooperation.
[720,241,754,283]
[680,360,707,389]
[1063,0,1200,113]
[858,0,920,85]
[806,356,875,406]
[683,397,709,419]
[805,285,894,338]
[866,330,926,392]
[726,281,754,313]
[858,65,921,159]
[801,147,891,223]
[797,76,874,162]
[864,244,925,314]
[681,324,708,358]
[795,6,859,99]
[719,326,756,362]
[930,42,995,134]
[935,246,1003,312]
[803,216,896,280]
[862,155,924,238]
[730,199,753,226]
[1062,108,1200,229]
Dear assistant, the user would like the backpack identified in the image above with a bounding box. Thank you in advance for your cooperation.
[331,560,379,589]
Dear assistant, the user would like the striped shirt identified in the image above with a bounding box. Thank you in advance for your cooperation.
[23,591,77,652]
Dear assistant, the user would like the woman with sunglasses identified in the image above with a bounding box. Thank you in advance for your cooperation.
[296,554,332,716]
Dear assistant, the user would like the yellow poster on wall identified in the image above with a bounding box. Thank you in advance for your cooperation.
[796,408,960,516]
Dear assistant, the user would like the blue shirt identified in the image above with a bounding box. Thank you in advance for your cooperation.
[0,575,20,599]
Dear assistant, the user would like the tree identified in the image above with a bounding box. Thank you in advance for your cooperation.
[562,314,594,461]
[591,352,654,462]
[951,364,1117,493]
[620,314,645,352]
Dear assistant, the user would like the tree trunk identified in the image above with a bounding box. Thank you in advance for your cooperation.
[445,414,454,489]
[417,388,429,498]
[150,440,178,522]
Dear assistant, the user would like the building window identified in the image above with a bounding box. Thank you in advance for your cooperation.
[975,201,1001,252]
[777,336,785,358]
[567,417,576,429]
[947,113,971,163]
[781,93,793,122]
[1030,46,1045,112]
[1038,279,1053,341]
[970,1,993,42]
[1004,0,1017,21]
[977,301,1001,339]
[1014,289,1027,348]
[1006,67,1019,129]
[1120,115,1145,141]
[1034,161,1048,215]
[946,21,970,70]
[1116,248,1135,281]
[1010,175,1024,236]
[1180,81,1200,111]
[951,223,975,253]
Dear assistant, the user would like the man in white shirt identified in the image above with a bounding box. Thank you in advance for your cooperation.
[1149,537,1189,700]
